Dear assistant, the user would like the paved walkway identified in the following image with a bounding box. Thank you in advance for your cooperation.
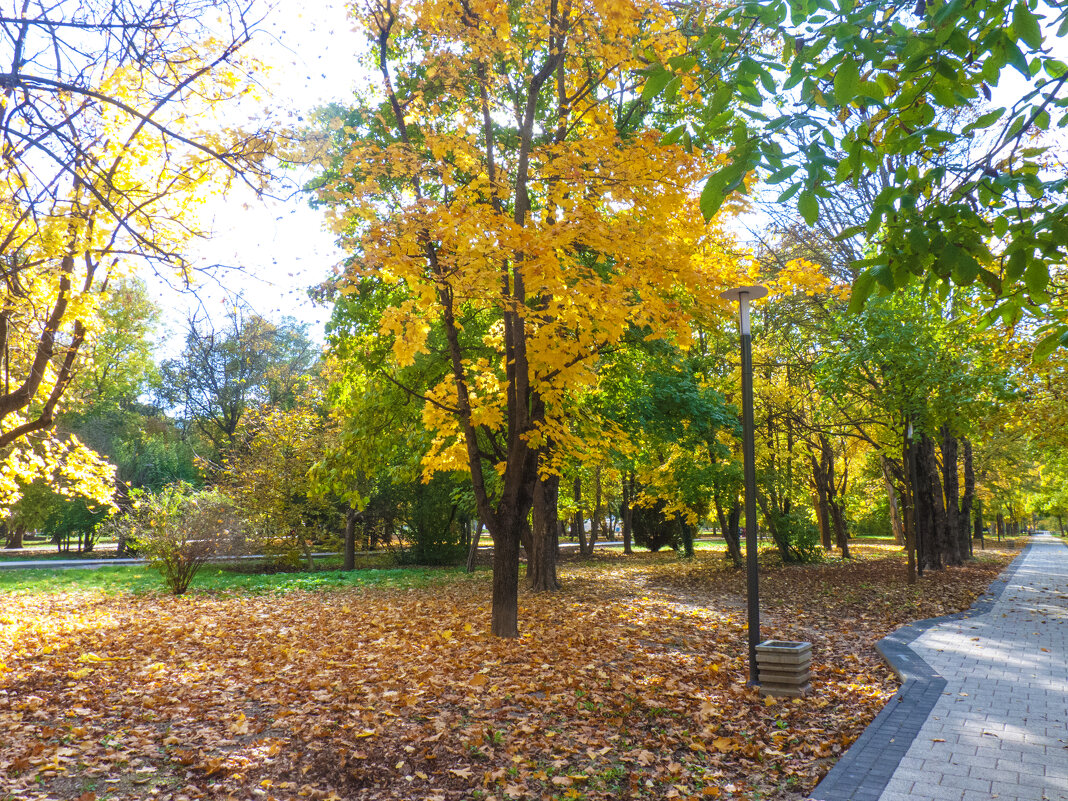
[813,535,1068,801]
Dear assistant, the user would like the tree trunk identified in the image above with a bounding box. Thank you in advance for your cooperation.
[466,519,483,573]
[490,529,521,638]
[940,426,962,566]
[715,494,743,567]
[903,429,918,583]
[913,434,938,571]
[810,450,831,549]
[813,481,832,550]
[489,502,527,638]
[621,472,633,555]
[924,435,948,569]
[960,438,975,559]
[829,494,850,559]
[343,506,358,571]
[589,466,602,554]
[4,525,23,549]
[880,455,904,546]
[1058,514,1064,536]
[528,473,561,591]
[573,476,588,554]
[681,519,695,558]
[814,435,848,558]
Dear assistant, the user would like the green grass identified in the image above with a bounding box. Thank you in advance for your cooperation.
[0,562,473,596]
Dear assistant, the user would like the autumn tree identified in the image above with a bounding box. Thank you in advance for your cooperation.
[219,397,338,570]
[315,0,743,636]
[0,0,272,500]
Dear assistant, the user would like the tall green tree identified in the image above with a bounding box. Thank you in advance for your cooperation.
[159,308,318,458]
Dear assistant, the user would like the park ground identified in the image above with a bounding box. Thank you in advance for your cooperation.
[0,540,1019,801]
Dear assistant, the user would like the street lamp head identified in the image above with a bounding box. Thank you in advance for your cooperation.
[719,285,768,302]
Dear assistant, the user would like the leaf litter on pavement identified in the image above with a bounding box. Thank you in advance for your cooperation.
[0,542,1016,801]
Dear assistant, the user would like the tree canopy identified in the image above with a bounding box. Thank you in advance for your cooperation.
[647,0,1068,344]
[0,0,273,500]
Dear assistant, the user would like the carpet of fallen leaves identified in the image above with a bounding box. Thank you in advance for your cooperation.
[0,541,1017,801]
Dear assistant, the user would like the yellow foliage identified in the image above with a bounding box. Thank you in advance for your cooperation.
[322,0,749,482]
[1,11,272,493]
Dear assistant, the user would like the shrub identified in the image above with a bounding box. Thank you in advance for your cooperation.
[765,508,823,564]
[632,500,688,552]
[395,476,469,566]
[106,484,244,594]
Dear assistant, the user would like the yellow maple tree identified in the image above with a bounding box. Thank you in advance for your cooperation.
[317,0,747,635]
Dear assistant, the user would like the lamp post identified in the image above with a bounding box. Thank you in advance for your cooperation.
[719,284,767,686]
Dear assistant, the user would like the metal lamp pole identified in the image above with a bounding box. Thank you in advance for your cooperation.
[720,285,767,686]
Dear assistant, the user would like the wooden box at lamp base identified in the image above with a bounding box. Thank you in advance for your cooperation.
[756,640,812,697]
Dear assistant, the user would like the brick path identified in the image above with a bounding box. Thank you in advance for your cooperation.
[813,535,1068,801]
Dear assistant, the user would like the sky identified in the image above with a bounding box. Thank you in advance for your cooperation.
[152,0,366,349]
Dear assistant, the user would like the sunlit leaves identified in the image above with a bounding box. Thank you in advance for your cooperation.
[315,0,749,579]
[655,0,1068,344]
[0,0,275,475]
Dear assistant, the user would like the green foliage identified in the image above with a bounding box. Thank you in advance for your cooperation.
[107,484,243,595]
[597,338,739,530]
[813,288,1015,440]
[848,499,893,541]
[159,308,319,455]
[395,476,471,566]
[653,0,1068,341]
[71,403,201,493]
[70,277,161,412]
[41,496,111,552]
[764,508,823,564]
[631,499,690,553]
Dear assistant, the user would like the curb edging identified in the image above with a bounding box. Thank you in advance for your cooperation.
[808,540,1034,801]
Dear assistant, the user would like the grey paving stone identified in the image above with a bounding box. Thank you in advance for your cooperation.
[811,536,1068,801]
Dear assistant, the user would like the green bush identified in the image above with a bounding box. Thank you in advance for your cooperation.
[765,508,823,564]
[105,484,244,594]
[395,476,468,566]
[632,500,689,552]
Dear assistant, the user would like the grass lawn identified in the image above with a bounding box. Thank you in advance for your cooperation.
[0,541,1019,801]
[0,562,463,596]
